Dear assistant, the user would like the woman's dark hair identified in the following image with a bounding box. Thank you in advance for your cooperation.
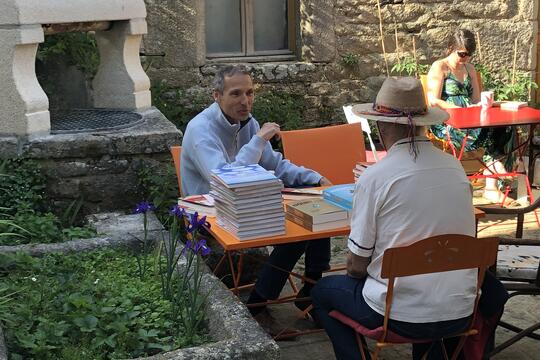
[447,29,476,55]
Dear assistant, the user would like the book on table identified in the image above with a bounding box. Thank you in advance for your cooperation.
[496,101,527,110]
[178,194,216,217]
[285,198,348,224]
[281,187,323,201]
[323,184,356,211]
[285,212,349,232]
[211,164,278,188]
[210,164,285,240]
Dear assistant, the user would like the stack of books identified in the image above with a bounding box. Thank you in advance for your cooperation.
[285,198,349,231]
[353,161,374,182]
[210,164,285,240]
[323,184,356,211]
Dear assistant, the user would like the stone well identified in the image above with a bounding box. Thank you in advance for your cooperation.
[0,0,182,215]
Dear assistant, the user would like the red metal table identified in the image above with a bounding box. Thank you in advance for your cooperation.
[445,106,540,224]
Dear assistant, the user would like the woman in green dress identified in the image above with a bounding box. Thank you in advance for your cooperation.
[427,28,514,203]
[427,28,482,151]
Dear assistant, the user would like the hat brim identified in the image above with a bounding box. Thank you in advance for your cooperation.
[351,103,449,126]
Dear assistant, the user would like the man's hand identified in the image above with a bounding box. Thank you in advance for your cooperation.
[257,122,281,141]
[346,251,370,279]
[318,177,332,186]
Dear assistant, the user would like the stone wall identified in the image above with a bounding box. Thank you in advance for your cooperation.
[143,0,539,127]
[0,108,181,215]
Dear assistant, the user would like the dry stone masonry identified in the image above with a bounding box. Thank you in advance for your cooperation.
[143,0,538,126]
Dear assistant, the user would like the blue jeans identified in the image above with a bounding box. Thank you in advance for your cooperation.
[311,275,473,360]
[254,238,330,299]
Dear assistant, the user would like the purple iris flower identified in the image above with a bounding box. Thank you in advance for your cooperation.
[169,204,186,218]
[194,239,211,256]
[186,212,210,233]
[133,201,155,214]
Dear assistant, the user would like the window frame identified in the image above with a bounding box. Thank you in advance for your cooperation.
[205,0,297,60]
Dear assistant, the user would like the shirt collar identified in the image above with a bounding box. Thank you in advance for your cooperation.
[388,136,431,153]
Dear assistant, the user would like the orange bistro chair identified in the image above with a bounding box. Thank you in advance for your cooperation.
[170,145,183,197]
[280,123,367,185]
[329,234,499,360]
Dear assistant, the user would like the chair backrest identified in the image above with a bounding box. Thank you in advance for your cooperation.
[280,123,366,185]
[379,234,499,342]
[170,145,182,197]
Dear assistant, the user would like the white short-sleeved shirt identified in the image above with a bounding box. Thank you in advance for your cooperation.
[348,137,477,323]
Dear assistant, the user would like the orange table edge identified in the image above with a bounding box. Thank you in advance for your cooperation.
[205,207,486,251]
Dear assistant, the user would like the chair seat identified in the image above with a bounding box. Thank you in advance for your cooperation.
[497,245,540,280]
[329,310,432,344]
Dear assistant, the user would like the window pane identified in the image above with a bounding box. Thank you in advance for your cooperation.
[206,0,242,54]
[253,0,288,51]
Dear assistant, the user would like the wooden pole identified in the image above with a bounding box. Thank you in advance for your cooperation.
[376,0,390,76]
[412,35,418,78]
[512,37,518,86]
[475,31,483,62]
[395,22,401,68]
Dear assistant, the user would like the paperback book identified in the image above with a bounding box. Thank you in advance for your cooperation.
[285,198,348,224]
[285,212,349,232]
[211,164,278,188]
[323,184,356,211]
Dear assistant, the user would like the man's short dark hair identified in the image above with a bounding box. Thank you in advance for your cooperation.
[213,65,251,93]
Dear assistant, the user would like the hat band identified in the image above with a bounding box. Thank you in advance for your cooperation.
[356,103,427,118]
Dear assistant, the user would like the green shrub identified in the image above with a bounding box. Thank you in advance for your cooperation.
[252,90,305,130]
[137,163,179,220]
[391,55,429,77]
[37,32,100,78]
[151,82,211,133]
[1,249,207,359]
[0,159,95,245]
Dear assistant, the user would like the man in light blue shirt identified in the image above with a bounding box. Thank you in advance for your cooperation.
[181,65,332,337]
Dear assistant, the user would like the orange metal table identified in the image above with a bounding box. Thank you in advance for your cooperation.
[206,207,485,251]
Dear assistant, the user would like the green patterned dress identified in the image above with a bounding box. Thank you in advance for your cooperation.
[430,69,514,169]
[430,70,482,151]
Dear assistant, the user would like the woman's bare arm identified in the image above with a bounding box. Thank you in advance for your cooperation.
[427,60,460,109]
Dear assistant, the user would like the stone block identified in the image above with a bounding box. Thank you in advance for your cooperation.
[300,0,337,62]
[0,0,146,25]
[0,136,19,158]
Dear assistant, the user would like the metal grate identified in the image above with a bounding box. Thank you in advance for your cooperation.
[51,109,143,134]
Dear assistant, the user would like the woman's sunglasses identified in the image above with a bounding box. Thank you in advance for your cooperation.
[457,51,471,58]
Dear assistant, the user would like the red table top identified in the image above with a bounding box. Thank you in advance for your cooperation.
[445,106,540,129]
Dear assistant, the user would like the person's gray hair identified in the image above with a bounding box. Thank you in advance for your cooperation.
[213,65,251,93]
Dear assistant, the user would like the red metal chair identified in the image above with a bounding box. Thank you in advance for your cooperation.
[329,234,499,360]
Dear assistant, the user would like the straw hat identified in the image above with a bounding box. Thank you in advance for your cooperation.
[352,77,449,126]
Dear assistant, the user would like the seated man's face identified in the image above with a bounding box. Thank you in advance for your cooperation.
[214,74,254,123]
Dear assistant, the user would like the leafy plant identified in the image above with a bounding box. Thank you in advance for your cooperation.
[475,64,538,102]
[1,249,207,359]
[341,52,359,67]
[0,159,95,245]
[252,90,305,130]
[151,81,211,133]
[37,32,100,78]
[391,55,429,77]
[137,163,179,222]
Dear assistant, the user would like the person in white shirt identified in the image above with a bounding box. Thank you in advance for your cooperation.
[311,77,508,360]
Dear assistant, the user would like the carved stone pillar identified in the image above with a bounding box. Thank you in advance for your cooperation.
[93,18,151,110]
[0,25,50,139]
